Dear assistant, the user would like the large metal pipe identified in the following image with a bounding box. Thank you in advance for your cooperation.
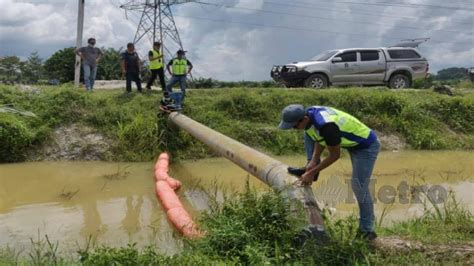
[168,112,325,230]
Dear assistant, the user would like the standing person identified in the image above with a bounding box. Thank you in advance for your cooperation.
[75,37,102,91]
[165,50,193,100]
[120,43,142,93]
[279,104,380,241]
[146,42,166,92]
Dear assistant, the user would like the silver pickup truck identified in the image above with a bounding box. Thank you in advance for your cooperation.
[271,47,429,89]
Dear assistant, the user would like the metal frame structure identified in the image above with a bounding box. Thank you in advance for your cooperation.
[120,0,195,60]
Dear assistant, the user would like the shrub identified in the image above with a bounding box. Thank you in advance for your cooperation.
[0,114,33,162]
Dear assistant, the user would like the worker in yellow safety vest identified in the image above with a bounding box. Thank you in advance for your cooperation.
[146,42,166,92]
[165,49,193,100]
[279,104,381,243]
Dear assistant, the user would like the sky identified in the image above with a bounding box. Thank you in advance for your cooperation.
[0,0,473,81]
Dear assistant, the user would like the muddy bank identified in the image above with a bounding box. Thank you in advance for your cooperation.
[29,127,407,161]
[375,131,408,151]
[29,123,111,161]
[377,236,474,263]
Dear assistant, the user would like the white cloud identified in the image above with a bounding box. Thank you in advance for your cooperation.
[0,0,472,80]
[230,0,264,14]
[0,0,53,26]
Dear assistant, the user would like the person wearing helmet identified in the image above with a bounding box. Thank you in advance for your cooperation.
[279,104,380,241]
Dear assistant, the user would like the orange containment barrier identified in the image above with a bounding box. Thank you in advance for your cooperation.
[154,153,182,190]
[154,153,203,238]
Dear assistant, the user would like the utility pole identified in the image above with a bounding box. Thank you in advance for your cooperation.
[74,0,85,88]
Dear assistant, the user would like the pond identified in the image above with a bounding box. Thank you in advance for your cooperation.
[0,151,472,253]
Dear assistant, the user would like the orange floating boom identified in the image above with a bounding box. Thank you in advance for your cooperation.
[154,153,202,238]
[154,152,182,190]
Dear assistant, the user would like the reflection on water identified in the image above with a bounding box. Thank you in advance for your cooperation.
[280,150,474,224]
[0,162,172,253]
[0,151,472,252]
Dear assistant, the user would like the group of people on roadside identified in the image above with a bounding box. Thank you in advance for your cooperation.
[75,38,192,98]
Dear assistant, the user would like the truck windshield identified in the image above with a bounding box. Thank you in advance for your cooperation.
[311,50,337,61]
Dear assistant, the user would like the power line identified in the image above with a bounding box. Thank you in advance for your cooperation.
[215,0,474,10]
[262,1,473,26]
[372,0,474,11]
[175,13,454,44]
[292,0,474,12]
[195,1,473,35]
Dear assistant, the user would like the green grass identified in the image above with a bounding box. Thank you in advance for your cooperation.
[1,85,474,162]
[1,183,472,265]
[379,193,474,244]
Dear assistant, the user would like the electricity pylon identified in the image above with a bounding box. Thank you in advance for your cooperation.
[120,0,196,60]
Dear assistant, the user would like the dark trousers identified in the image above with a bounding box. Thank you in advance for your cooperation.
[126,72,142,92]
[146,68,166,90]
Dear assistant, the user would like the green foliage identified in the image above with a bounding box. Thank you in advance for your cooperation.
[79,245,230,265]
[395,104,447,149]
[0,113,33,162]
[302,213,371,265]
[21,52,44,83]
[0,56,23,82]
[96,48,122,80]
[412,77,432,89]
[1,86,474,163]
[421,96,474,133]
[192,183,302,263]
[436,67,470,81]
[380,193,474,244]
[188,77,280,88]
[214,91,273,121]
[43,47,76,83]
[115,114,162,161]
[33,88,89,126]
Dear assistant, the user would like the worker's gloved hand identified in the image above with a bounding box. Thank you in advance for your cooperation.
[287,166,320,181]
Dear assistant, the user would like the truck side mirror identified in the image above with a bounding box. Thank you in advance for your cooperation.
[332,57,342,63]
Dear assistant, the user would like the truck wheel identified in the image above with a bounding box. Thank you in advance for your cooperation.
[304,74,328,89]
[389,74,410,89]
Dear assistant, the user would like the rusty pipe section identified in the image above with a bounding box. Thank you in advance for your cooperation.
[168,112,325,230]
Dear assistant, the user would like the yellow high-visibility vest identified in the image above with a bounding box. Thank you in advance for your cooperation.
[149,49,163,70]
[171,58,188,75]
[305,106,374,148]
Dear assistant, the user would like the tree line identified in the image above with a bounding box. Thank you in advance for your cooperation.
[0,47,472,86]
[0,47,122,84]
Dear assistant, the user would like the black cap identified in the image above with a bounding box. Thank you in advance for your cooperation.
[278,104,306,129]
[177,49,187,55]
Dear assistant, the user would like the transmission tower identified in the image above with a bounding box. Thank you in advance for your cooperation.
[120,0,196,60]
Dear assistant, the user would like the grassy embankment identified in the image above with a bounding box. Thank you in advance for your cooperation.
[1,85,473,163]
[0,183,472,265]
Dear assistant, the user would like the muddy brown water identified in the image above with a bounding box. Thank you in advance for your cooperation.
[0,151,473,253]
